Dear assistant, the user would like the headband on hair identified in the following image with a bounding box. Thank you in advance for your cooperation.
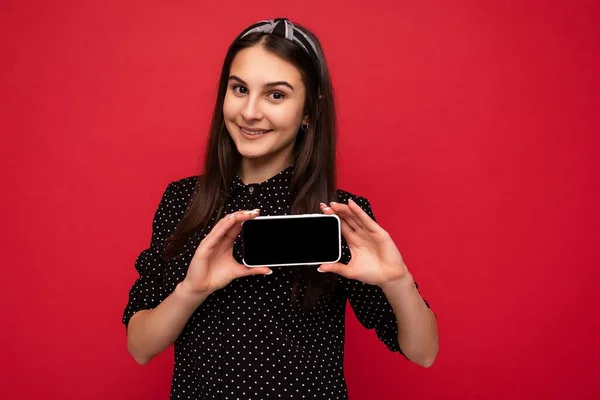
[238,18,320,65]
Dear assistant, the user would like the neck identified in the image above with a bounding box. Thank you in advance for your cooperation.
[239,152,293,184]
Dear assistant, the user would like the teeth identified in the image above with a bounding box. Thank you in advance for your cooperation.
[241,127,269,135]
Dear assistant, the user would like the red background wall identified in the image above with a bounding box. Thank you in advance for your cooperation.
[1,1,598,399]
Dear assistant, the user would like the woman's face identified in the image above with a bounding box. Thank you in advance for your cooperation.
[223,44,308,165]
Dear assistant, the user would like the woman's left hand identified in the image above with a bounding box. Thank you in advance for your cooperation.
[318,199,410,288]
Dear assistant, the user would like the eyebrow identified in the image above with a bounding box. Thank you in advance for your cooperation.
[229,75,295,91]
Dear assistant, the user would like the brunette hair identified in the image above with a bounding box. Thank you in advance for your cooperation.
[165,20,339,310]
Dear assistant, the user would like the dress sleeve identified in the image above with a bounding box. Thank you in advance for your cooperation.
[122,182,178,327]
[342,196,431,356]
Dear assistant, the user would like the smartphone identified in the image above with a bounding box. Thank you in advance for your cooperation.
[242,214,341,267]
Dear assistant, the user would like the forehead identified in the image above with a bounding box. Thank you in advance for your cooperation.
[230,45,303,85]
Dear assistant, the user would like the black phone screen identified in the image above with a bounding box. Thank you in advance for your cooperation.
[242,215,341,266]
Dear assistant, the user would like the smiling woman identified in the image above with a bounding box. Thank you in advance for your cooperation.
[224,45,307,168]
[122,17,437,400]
[226,75,292,136]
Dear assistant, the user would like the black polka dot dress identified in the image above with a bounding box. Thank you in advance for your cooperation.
[123,165,430,399]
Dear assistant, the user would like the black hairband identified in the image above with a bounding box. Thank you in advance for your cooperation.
[238,18,320,64]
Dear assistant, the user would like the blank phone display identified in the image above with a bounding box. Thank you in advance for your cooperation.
[242,215,340,266]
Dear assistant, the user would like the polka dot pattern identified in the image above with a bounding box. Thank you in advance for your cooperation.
[123,165,430,399]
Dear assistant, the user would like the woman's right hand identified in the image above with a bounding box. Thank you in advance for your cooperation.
[179,209,271,297]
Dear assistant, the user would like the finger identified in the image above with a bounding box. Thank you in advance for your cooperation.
[239,266,273,277]
[348,199,381,233]
[320,202,332,212]
[223,209,260,242]
[321,202,359,242]
[320,202,335,215]
[338,214,361,243]
[317,262,353,279]
[212,210,260,255]
[329,202,362,232]
[200,209,259,251]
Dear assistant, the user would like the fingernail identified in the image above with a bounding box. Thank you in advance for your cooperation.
[349,199,355,204]
[330,202,338,206]
[320,202,327,207]
[265,270,273,275]
[227,214,235,220]
[317,267,324,273]
[323,207,331,211]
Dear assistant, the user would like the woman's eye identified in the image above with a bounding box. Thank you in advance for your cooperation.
[231,85,284,100]
[232,85,247,94]
[269,92,285,100]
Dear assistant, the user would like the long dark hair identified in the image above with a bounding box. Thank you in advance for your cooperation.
[165,20,339,310]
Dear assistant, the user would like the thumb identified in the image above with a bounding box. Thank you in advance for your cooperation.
[317,262,350,278]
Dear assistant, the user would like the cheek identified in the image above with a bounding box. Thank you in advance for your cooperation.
[269,103,304,130]
[222,93,238,120]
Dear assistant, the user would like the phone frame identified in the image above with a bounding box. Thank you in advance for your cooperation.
[242,213,342,268]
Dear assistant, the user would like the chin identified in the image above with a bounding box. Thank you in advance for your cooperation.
[235,145,271,159]
[238,152,267,159]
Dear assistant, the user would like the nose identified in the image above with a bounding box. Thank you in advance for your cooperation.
[241,96,263,122]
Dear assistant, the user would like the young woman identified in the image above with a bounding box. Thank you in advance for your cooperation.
[123,18,438,399]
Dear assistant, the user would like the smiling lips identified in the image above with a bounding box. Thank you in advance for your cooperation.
[239,125,273,136]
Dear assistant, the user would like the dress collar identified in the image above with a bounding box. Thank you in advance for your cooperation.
[228,164,295,195]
